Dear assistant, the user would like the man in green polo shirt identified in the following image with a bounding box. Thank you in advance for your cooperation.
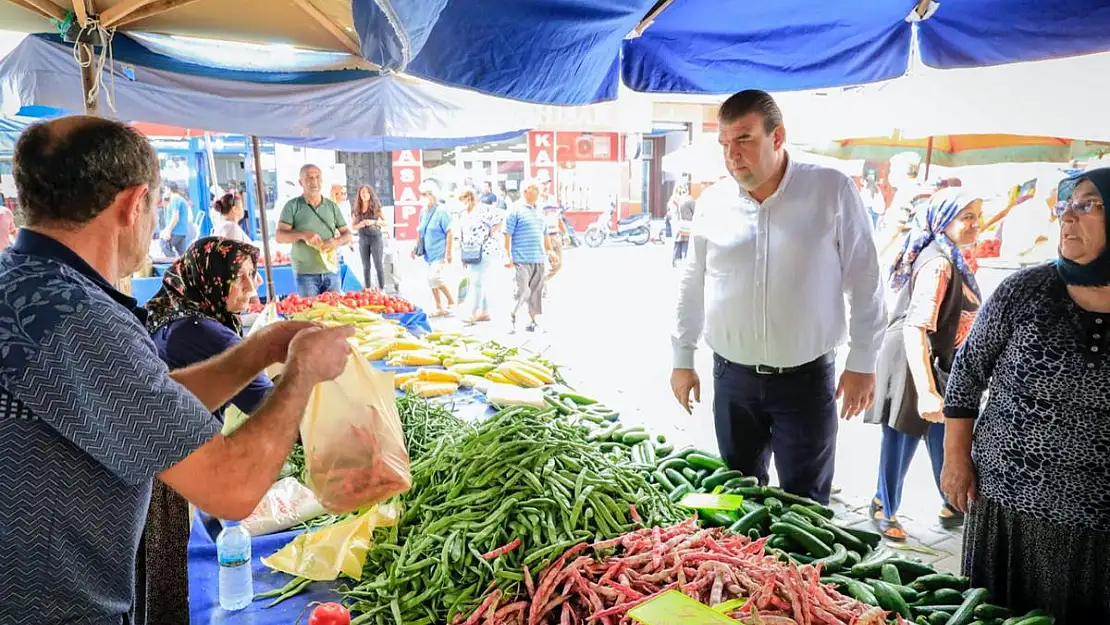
[276,164,352,296]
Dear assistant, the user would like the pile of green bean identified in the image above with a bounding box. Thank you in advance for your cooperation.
[340,405,686,625]
[396,394,471,463]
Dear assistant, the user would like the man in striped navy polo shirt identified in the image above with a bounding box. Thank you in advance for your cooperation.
[504,179,550,332]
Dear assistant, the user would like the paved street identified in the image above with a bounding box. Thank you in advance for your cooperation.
[368,236,964,572]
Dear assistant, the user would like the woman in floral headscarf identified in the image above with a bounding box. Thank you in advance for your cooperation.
[863,188,983,541]
[135,236,271,625]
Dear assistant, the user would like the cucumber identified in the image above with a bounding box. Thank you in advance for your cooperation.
[693,468,710,487]
[805,504,835,520]
[769,522,833,558]
[664,468,694,491]
[681,467,700,484]
[843,548,862,569]
[810,542,849,573]
[726,486,766,498]
[788,552,816,564]
[702,470,746,490]
[881,563,903,585]
[778,512,837,545]
[656,434,667,444]
[667,483,693,503]
[622,431,651,445]
[728,507,770,535]
[702,510,738,527]
[760,486,825,510]
[651,469,675,491]
[841,525,884,549]
[872,580,913,619]
[747,528,761,541]
[973,605,1010,620]
[1008,616,1055,625]
[637,441,657,464]
[889,558,939,581]
[653,443,674,457]
[914,606,967,615]
[657,457,689,472]
[788,504,830,526]
[739,499,765,514]
[844,579,878,606]
[948,588,990,625]
[767,535,788,550]
[823,522,869,554]
[928,612,953,625]
[913,574,972,592]
[932,588,967,604]
[820,574,853,587]
[850,550,898,577]
[763,497,784,515]
[725,475,760,488]
[685,452,726,471]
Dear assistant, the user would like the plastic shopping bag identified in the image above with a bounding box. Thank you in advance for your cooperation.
[262,503,400,581]
[300,347,411,513]
[246,301,286,379]
[241,477,327,536]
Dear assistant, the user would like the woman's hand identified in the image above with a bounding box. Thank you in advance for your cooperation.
[918,392,945,423]
[941,454,978,513]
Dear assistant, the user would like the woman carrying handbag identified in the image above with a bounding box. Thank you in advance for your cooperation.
[456,189,502,324]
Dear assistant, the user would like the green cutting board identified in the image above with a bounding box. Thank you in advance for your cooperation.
[677,493,745,511]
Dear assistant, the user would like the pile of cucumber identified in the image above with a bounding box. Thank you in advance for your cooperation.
[822,554,1054,625]
[569,418,1056,625]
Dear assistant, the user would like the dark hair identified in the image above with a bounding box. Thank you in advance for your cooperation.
[212,192,239,216]
[13,116,159,227]
[718,89,783,135]
[352,184,381,221]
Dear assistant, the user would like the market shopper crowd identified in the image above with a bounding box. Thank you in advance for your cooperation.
[672,89,1110,623]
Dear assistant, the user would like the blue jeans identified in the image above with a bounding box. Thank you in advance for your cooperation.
[466,259,491,315]
[295,273,341,297]
[874,422,946,518]
[712,353,838,504]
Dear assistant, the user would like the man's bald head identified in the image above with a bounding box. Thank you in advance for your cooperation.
[13,115,159,227]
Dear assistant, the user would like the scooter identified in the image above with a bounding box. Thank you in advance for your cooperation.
[584,205,651,248]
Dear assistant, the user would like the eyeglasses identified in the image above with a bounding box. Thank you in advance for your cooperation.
[1054,199,1104,218]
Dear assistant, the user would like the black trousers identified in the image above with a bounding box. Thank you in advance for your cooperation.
[359,230,384,290]
[712,353,838,504]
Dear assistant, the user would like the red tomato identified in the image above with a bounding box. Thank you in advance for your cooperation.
[308,602,350,625]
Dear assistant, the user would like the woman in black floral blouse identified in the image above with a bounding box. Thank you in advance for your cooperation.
[942,168,1110,623]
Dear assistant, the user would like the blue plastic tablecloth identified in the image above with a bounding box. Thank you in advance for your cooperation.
[187,361,496,623]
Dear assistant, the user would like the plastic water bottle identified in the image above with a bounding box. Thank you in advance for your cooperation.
[216,521,253,610]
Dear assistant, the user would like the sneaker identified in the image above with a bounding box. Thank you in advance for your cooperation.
[509,313,517,334]
[525,321,539,333]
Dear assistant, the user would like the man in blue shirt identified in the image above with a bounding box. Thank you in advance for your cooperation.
[159,181,191,257]
[411,182,455,316]
[0,116,355,625]
[504,179,550,332]
[479,181,498,206]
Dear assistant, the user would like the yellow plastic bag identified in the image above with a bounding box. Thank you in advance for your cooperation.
[261,503,400,581]
[301,346,412,513]
[307,241,340,274]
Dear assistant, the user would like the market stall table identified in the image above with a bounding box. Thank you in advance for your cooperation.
[145,262,365,302]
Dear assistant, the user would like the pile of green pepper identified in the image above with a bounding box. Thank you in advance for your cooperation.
[339,404,686,625]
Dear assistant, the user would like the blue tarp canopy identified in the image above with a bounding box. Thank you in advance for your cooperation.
[352,0,1110,105]
[0,33,534,150]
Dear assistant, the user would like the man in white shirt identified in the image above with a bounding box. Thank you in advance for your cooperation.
[670,90,885,504]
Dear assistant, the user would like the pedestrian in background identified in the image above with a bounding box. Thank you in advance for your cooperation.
[504,179,549,333]
[412,181,455,316]
[671,90,885,504]
[863,189,982,540]
[275,164,352,296]
[673,195,695,267]
[457,188,501,324]
[351,185,386,290]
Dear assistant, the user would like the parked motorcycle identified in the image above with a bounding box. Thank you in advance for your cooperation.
[584,205,651,248]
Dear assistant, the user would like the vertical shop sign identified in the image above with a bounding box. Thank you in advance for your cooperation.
[527,131,556,189]
[391,150,423,240]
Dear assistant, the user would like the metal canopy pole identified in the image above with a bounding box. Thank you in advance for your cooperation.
[250,136,277,302]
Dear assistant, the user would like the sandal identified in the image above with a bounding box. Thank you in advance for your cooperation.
[939,504,965,530]
[869,497,884,522]
[877,517,908,542]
